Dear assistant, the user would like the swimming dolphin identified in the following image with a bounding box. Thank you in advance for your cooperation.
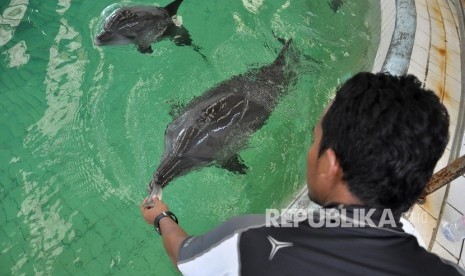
[147,39,296,196]
[94,0,191,53]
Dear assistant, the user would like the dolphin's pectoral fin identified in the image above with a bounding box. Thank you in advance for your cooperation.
[165,25,192,46]
[173,34,193,47]
[217,154,248,175]
[137,44,153,54]
[164,24,209,62]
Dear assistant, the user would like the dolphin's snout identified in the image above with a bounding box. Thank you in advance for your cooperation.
[94,38,103,46]
[148,173,161,192]
[94,31,112,45]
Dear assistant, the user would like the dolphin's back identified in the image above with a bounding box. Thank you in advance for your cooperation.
[151,40,295,188]
[105,7,169,33]
[167,92,267,159]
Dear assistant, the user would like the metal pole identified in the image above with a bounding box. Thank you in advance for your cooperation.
[424,155,465,196]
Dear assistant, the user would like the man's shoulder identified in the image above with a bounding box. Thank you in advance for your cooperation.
[177,214,271,275]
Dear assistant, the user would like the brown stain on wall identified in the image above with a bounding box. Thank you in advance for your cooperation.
[439,84,449,102]
[437,47,446,57]
[426,0,450,103]
[431,1,442,20]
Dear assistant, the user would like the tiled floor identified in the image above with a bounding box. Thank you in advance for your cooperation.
[403,0,464,266]
[289,0,465,267]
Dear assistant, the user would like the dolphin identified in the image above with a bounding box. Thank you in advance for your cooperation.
[94,0,191,54]
[147,39,296,197]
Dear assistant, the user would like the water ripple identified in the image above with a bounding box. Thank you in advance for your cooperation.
[0,0,28,46]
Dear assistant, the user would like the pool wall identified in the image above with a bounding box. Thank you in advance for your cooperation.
[288,0,465,267]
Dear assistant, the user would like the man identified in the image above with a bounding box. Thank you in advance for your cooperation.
[141,72,465,275]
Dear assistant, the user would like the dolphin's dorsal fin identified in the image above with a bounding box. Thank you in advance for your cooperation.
[164,0,184,17]
[217,154,248,175]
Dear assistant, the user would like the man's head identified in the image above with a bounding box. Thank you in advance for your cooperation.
[307,72,449,216]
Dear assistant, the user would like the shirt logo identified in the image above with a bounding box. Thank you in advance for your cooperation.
[267,236,293,261]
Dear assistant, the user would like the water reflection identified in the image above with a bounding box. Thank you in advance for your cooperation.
[0,0,28,46]
[2,40,29,68]
[16,7,86,274]
[25,18,87,142]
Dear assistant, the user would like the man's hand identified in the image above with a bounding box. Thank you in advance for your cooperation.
[139,195,188,268]
[140,196,169,225]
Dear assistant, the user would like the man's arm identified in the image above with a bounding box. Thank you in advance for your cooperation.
[140,196,267,275]
[140,196,188,267]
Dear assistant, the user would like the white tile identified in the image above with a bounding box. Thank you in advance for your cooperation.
[446,46,461,81]
[444,17,459,39]
[408,204,437,246]
[424,185,447,219]
[417,16,431,35]
[447,176,465,215]
[431,18,446,39]
[381,0,395,11]
[410,44,429,69]
[439,3,454,22]
[451,4,460,26]
[431,41,447,59]
[428,57,445,79]
[428,2,443,22]
[425,71,445,98]
[383,21,395,40]
[446,121,457,151]
[446,33,460,53]
[443,97,460,126]
[446,39,460,62]
[408,59,427,79]
[381,15,395,31]
[381,3,395,19]
[429,48,447,78]
[435,148,451,173]
[431,242,459,263]
[436,203,464,258]
[416,2,429,20]
[383,21,395,33]
[445,75,461,102]
[437,0,450,8]
[414,29,431,48]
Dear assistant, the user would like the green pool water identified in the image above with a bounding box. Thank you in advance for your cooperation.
[0,0,379,275]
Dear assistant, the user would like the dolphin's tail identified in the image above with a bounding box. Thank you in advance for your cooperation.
[164,0,183,17]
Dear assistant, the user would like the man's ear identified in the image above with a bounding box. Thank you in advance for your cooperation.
[322,148,342,178]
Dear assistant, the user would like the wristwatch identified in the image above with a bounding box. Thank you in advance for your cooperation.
[154,211,178,235]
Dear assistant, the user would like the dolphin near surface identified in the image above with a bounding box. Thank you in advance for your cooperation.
[94,0,191,54]
[147,39,296,196]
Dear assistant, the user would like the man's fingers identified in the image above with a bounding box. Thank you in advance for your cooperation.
[140,197,151,210]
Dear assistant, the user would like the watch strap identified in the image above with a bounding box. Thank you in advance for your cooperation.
[154,211,178,235]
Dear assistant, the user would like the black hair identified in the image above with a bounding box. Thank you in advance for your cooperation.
[319,72,449,215]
